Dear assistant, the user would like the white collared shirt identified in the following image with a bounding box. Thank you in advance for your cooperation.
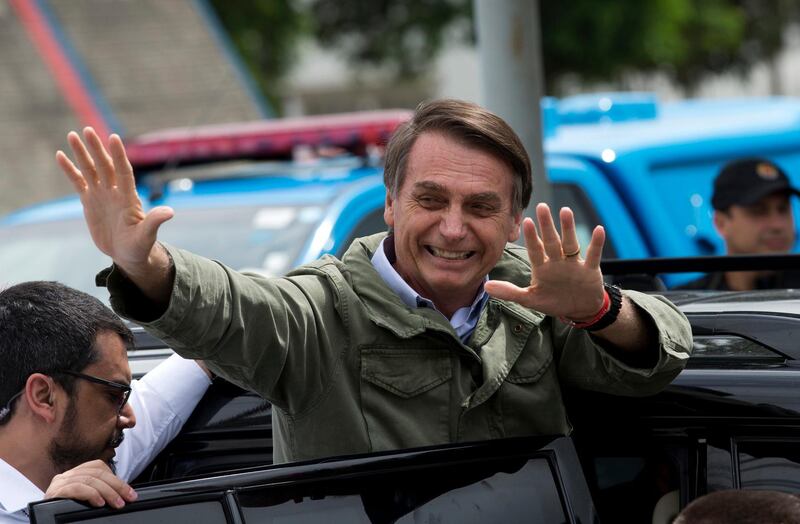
[0,355,210,522]
[371,237,489,343]
[0,460,39,522]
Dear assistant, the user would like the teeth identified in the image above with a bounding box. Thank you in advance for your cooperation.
[429,246,472,260]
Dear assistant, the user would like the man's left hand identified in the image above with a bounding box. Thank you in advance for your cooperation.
[485,203,606,322]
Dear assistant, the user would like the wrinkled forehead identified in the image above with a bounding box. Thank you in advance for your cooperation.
[406,132,516,181]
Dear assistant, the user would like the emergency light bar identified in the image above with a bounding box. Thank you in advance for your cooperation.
[126,110,413,169]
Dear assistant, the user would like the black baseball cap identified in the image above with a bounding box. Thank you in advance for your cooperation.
[711,158,800,211]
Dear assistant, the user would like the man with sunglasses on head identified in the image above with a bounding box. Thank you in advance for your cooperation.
[0,281,211,522]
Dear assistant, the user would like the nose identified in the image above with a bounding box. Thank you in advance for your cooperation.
[118,401,136,429]
[439,206,467,240]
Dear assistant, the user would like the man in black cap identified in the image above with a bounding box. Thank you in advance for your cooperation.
[680,158,800,290]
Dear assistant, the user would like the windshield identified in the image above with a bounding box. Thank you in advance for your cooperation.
[0,204,323,302]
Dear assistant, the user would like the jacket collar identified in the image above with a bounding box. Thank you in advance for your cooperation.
[340,233,442,338]
[339,233,542,338]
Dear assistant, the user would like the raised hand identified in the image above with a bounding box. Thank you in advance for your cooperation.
[56,127,173,272]
[57,128,174,302]
[485,203,606,321]
[45,459,137,509]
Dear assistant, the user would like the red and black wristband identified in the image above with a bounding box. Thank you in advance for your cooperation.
[561,283,623,331]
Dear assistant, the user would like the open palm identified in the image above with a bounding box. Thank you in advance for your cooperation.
[56,128,173,271]
[485,203,606,321]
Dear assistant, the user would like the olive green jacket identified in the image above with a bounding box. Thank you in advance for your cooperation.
[104,233,692,463]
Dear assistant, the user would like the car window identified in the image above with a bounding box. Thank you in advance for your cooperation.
[0,204,323,302]
[737,440,800,492]
[0,220,111,301]
[706,442,735,492]
[579,443,684,523]
[239,457,568,523]
[394,459,565,524]
[160,204,323,275]
[551,183,618,259]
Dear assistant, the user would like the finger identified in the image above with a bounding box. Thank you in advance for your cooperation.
[56,150,88,193]
[67,131,99,186]
[85,473,136,507]
[521,217,545,266]
[84,127,116,187]
[82,476,129,509]
[535,203,563,259]
[584,225,606,269]
[67,478,128,509]
[48,465,135,508]
[559,207,580,258]
[109,134,138,195]
[48,483,108,507]
[485,280,534,306]
[142,206,175,241]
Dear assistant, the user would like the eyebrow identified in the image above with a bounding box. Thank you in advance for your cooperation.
[412,181,446,193]
[467,192,503,205]
[412,182,503,204]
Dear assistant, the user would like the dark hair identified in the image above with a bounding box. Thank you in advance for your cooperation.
[0,281,133,424]
[384,98,532,214]
[674,490,800,524]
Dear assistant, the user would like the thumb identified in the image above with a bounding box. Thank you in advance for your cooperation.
[485,280,531,304]
[141,206,174,239]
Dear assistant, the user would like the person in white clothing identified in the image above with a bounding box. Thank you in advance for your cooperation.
[0,281,211,522]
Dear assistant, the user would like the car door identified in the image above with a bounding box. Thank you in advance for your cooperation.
[29,436,598,524]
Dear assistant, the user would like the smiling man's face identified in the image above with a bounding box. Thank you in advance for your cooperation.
[384,132,522,316]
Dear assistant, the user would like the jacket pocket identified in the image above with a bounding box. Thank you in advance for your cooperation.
[505,346,553,384]
[500,344,570,436]
[360,347,452,451]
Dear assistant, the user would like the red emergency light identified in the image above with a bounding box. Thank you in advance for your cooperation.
[125,110,413,170]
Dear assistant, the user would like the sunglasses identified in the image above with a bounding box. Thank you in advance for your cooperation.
[59,370,132,414]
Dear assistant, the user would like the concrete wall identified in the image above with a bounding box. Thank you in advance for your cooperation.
[0,2,76,214]
[0,0,264,215]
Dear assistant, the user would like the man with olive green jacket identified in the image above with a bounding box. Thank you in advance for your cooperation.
[62,100,692,464]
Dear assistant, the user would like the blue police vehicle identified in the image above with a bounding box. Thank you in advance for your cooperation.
[3,93,800,298]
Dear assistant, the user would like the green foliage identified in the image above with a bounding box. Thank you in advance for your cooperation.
[211,0,800,102]
[539,0,772,92]
[208,0,309,108]
[309,0,472,77]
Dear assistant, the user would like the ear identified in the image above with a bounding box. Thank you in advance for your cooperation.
[508,211,523,242]
[713,210,728,238]
[383,192,396,229]
[24,373,59,424]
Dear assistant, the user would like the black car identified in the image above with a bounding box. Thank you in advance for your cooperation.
[28,259,800,523]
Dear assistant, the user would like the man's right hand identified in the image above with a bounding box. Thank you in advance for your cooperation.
[45,460,138,509]
[56,127,174,304]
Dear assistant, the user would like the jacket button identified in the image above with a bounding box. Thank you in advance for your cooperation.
[513,324,524,334]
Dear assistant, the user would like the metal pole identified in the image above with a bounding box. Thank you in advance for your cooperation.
[474,0,551,210]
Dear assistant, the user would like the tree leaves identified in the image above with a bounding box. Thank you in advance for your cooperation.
[210,0,800,107]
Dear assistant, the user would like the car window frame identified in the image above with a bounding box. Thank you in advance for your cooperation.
[29,436,597,524]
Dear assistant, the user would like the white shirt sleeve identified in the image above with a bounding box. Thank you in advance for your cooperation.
[113,354,211,481]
